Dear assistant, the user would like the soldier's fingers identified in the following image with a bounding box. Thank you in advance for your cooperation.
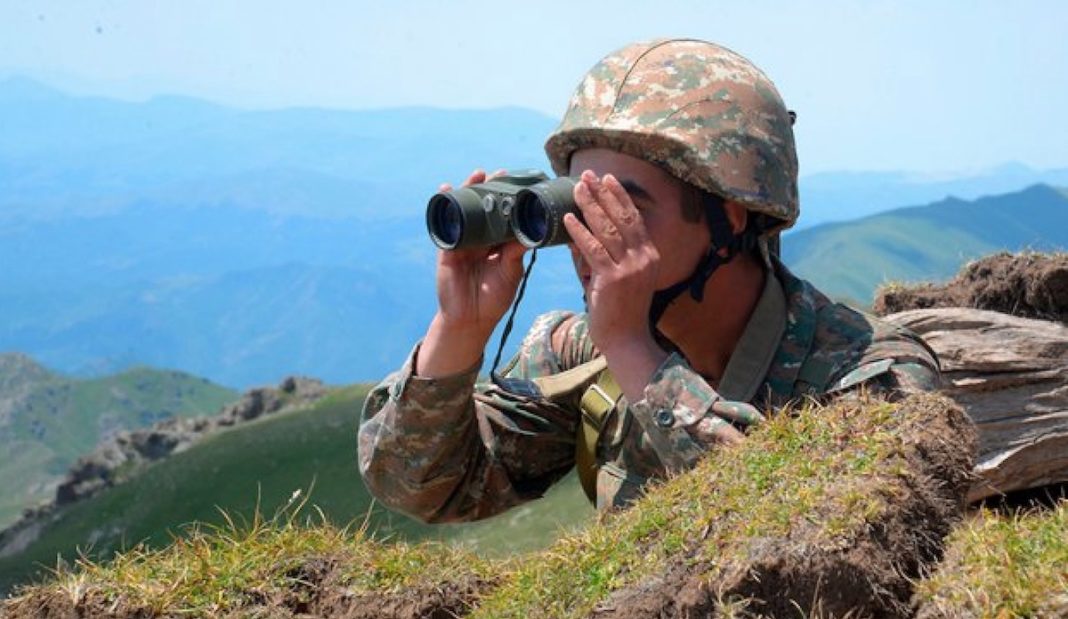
[710,400,765,427]
[563,212,615,271]
[691,415,746,446]
[601,174,649,246]
[438,182,452,193]
[488,168,507,180]
[461,169,487,188]
[574,172,625,261]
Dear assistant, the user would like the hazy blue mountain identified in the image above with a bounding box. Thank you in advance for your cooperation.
[0,77,556,221]
[782,184,1068,304]
[795,162,1068,229]
[2,77,1064,387]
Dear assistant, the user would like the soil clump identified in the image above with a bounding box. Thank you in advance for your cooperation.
[873,252,1068,322]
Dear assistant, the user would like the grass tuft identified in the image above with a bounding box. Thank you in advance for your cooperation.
[3,492,492,617]
[914,500,1068,618]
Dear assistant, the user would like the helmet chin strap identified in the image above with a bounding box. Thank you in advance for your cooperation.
[648,194,749,332]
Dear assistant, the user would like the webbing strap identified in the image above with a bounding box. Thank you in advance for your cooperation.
[576,367,622,502]
[797,356,834,392]
[529,356,606,398]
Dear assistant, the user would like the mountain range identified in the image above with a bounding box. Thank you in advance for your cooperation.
[783,184,1068,303]
[2,76,1068,600]
[2,76,1067,388]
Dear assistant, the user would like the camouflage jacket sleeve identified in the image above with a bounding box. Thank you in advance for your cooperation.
[358,312,581,524]
[625,352,764,475]
[826,359,942,402]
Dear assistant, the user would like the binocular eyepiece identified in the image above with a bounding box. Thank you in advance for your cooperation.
[426,170,579,250]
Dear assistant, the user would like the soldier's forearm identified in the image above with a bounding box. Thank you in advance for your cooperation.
[416,312,492,378]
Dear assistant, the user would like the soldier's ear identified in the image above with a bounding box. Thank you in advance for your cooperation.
[723,201,748,235]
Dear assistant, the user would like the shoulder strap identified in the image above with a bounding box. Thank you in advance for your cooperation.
[529,355,607,398]
[576,364,622,503]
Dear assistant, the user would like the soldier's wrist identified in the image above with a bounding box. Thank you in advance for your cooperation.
[416,313,492,378]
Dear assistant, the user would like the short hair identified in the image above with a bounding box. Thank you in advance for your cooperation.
[680,182,713,224]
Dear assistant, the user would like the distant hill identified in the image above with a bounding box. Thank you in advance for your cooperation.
[796,163,1068,229]
[0,77,581,387]
[782,184,1068,304]
[0,353,237,528]
[0,384,592,596]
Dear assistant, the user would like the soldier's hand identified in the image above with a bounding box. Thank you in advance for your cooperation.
[417,169,528,378]
[564,171,662,358]
[562,170,672,404]
[690,400,765,447]
[435,169,528,337]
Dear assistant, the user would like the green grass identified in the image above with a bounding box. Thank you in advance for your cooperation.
[0,365,237,527]
[915,501,1068,617]
[0,384,593,595]
[4,501,493,616]
[5,392,972,616]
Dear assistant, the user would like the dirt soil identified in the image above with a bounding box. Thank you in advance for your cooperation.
[267,556,494,619]
[588,394,977,619]
[873,252,1068,322]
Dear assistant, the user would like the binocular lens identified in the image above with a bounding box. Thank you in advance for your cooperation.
[513,177,578,248]
[514,196,549,246]
[428,195,463,249]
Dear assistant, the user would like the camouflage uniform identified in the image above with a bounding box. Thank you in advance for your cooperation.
[358,39,940,522]
[359,258,939,521]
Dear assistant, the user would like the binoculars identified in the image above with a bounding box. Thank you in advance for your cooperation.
[426,170,579,250]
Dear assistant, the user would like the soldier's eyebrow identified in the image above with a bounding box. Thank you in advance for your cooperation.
[619,179,653,203]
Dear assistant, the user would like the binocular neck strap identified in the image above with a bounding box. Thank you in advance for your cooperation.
[489,248,538,384]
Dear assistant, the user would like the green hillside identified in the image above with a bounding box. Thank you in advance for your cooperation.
[0,384,593,595]
[0,353,237,528]
[783,184,1068,305]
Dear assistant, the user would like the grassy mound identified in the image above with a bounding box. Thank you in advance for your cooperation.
[3,392,977,617]
[914,500,1068,618]
[474,392,974,618]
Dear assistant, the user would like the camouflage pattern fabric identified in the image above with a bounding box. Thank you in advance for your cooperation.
[545,38,799,232]
[358,259,940,521]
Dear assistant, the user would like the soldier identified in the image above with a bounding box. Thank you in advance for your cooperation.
[358,39,940,521]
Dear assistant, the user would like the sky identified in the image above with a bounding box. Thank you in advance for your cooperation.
[1,0,1066,174]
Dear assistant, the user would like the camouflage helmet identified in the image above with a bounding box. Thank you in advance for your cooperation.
[545,38,799,232]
